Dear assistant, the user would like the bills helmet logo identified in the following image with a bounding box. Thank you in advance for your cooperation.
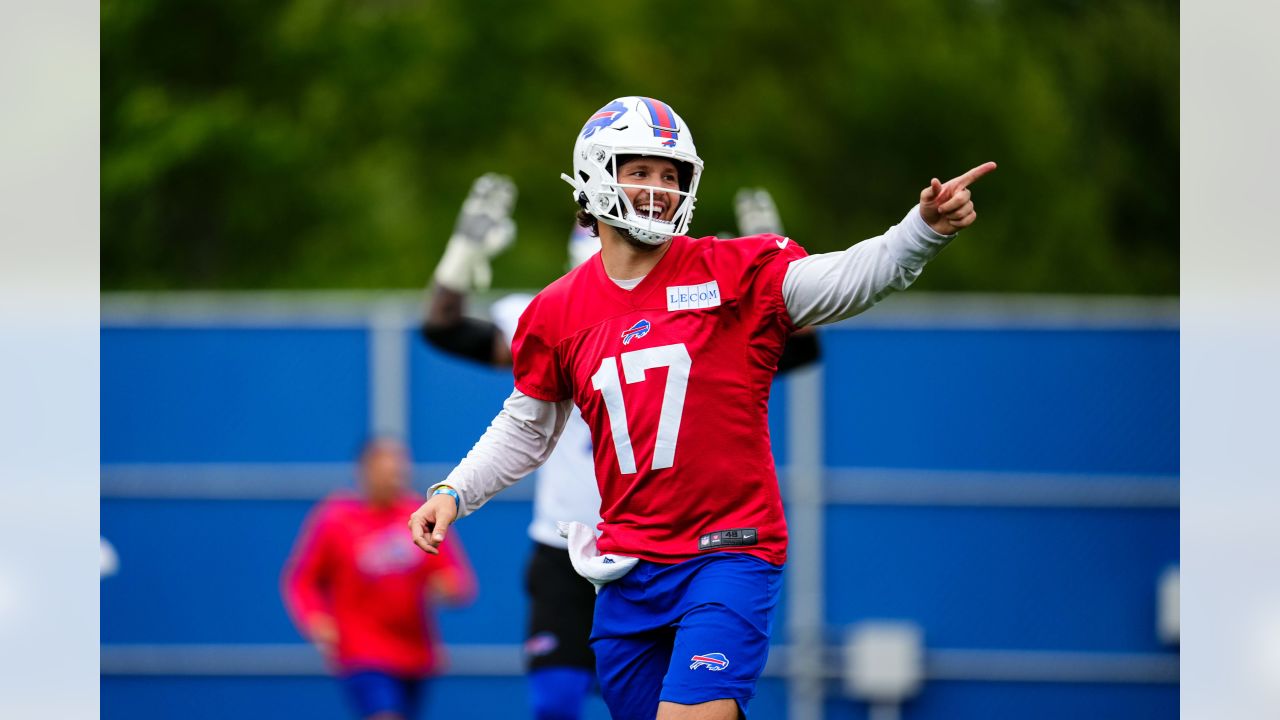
[689,652,730,671]
[639,97,680,148]
[621,319,651,345]
[581,100,628,139]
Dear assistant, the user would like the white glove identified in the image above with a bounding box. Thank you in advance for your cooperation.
[734,187,785,237]
[434,173,518,291]
[557,520,638,594]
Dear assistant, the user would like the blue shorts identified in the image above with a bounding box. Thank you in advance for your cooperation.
[590,552,783,720]
[341,670,427,719]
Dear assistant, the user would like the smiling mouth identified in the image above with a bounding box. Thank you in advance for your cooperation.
[634,201,667,220]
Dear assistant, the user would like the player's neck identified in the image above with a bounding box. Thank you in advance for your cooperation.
[598,225,672,281]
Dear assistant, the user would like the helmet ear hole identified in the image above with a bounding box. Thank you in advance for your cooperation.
[613,155,636,175]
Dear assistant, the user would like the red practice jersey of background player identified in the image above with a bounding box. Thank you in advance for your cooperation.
[512,233,808,565]
[283,491,476,676]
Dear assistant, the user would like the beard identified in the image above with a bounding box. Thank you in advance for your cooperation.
[616,225,668,252]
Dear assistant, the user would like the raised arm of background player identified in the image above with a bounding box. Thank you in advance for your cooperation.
[422,178,818,372]
[410,162,997,554]
[420,173,519,365]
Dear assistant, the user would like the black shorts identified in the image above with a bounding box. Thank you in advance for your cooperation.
[523,541,597,671]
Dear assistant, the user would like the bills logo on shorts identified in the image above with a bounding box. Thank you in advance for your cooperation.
[621,319,651,345]
[581,100,628,139]
[689,652,730,671]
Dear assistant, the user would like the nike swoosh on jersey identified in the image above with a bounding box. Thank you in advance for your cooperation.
[776,237,790,249]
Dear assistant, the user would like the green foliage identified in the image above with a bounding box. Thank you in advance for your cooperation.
[102,0,1178,294]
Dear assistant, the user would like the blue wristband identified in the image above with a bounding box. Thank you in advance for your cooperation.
[432,485,460,511]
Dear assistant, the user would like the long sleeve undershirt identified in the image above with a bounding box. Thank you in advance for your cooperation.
[433,205,954,515]
[781,205,952,327]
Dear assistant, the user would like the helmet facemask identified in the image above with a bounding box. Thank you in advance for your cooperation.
[596,154,701,245]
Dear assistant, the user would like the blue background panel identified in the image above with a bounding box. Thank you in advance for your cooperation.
[101,676,614,720]
[102,676,350,720]
[101,319,1179,719]
[102,498,536,645]
[101,327,370,463]
[822,328,1178,474]
[407,335,516,464]
[102,675,778,720]
[822,505,1178,652]
[824,680,1177,720]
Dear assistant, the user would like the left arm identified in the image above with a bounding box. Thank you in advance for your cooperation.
[782,162,996,327]
[409,390,573,555]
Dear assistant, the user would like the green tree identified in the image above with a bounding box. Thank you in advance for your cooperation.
[103,0,1177,295]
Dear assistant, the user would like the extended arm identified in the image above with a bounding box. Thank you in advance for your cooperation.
[782,206,951,326]
[783,162,996,327]
[409,390,573,553]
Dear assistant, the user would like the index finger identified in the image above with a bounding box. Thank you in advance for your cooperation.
[949,161,998,190]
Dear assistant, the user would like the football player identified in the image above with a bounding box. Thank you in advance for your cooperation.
[420,174,816,720]
[285,438,476,720]
[411,96,994,720]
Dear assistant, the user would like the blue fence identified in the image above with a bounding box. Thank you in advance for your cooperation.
[100,292,1178,720]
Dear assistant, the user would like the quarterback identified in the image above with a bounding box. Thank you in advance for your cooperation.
[410,96,994,720]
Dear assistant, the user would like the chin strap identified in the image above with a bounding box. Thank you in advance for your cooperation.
[599,216,671,246]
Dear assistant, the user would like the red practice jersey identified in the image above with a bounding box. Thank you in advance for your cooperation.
[512,233,807,565]
[282,491,476,676]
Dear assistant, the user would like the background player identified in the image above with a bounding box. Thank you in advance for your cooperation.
[419,174,817,720]
[284,437,477,720]
[410,96,995,720]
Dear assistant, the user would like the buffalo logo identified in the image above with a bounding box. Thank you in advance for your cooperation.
[621,319,651,345]
[581,100,628,139]
[689,652,729,671]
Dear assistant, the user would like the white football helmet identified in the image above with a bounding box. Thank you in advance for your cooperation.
[560,96,704,245]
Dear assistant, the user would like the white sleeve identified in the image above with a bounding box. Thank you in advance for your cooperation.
[782,206,955,327]
[430,389,574,518]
